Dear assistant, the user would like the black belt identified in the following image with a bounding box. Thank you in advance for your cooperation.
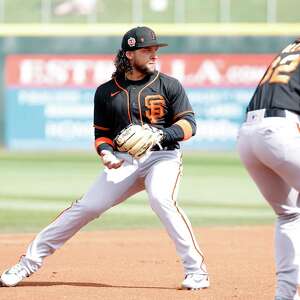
[264,108,286,118]
[246,108,300,122]
[151,144,178,151]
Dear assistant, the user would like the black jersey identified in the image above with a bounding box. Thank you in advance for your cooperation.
[93,71,196,153]
[247,38,300,113]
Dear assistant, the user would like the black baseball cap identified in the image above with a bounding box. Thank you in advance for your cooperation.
[121,26,168,51]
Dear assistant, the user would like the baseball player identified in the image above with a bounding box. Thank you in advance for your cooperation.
[0,26,209,290]
[237,38,300,300]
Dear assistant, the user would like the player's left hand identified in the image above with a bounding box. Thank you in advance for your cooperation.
[114,124,164,159]
[100,150,124,169]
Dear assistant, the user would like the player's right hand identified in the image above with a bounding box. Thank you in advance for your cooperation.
[100,150,124,169]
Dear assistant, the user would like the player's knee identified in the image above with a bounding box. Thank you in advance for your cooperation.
[73,196,111,219]
[149,196,175,214]
[75,202,101,219]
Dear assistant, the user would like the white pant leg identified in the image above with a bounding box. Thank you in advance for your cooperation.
[238,119,300,300]
[276,216,300,300]
[144,151,207,275]
[24,158,143,272]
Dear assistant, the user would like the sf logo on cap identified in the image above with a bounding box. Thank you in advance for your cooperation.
[127,37,136,47]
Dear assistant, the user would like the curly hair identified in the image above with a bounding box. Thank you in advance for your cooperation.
[112,50,132,77]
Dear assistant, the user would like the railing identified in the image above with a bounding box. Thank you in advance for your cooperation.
[0,0,299,24]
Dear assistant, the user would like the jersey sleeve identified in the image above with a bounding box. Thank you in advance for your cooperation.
[167,78,194,120]
[162,78,196,144]
[93,86,114,154]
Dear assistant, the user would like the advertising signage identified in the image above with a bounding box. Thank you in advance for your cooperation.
[5,54,273,150]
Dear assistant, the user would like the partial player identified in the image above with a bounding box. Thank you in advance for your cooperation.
[237,38,300,300]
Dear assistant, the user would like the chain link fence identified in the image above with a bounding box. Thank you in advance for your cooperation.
[0,0,299,24]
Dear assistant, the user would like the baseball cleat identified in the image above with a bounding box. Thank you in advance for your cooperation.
[181,273,210,290]
[1,256,31,287]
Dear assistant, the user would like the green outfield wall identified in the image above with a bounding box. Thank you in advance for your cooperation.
[0,23,299,147]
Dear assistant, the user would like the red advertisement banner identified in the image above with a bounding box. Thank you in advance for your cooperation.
[6,54,274,88]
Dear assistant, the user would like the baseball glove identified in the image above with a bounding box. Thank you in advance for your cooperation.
[114,124,163,158]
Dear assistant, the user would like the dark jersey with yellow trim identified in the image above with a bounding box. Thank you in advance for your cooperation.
[93,70,196,153]
[248,38,300,113]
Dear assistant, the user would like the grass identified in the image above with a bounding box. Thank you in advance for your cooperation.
[0,150,273,233]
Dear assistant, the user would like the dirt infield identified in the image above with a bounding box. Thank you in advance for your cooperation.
[0,226,278,300]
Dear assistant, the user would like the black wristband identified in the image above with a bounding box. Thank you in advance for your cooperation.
[96,143,114,156]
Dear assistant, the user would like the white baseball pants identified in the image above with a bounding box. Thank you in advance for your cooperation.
[237,109,300,300]
[23,150,207,277]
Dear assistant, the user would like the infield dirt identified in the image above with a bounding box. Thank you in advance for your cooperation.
[0,226,280,300]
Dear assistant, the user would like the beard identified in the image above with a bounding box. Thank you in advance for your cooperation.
[133,61,156,75]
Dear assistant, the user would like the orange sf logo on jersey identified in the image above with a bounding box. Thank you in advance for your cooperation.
[145,95,166,123]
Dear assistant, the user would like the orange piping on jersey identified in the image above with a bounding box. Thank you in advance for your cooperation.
[95,137,114,150]
[93,124,110,131]
[113,77,132,123]
[297,123,300,133]
[172,159,207,274]
[175,119,193,140]
[173,110,194,122]
[137,72,160,126]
